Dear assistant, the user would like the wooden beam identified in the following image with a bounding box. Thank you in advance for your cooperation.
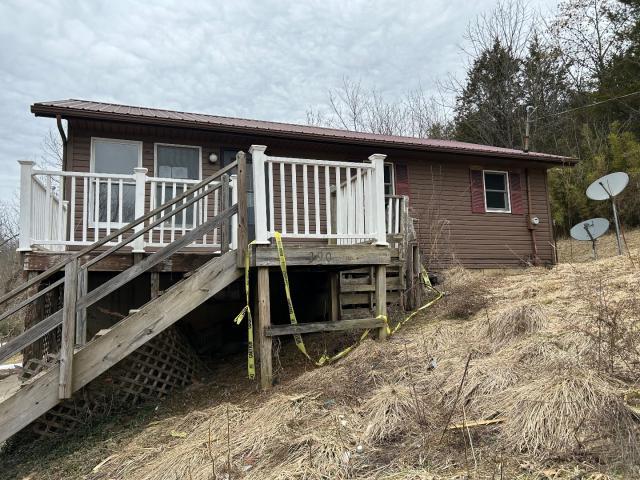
[24,251,215,273]
[252,245,390,267]
[220,174,230,253]
[236,151,248,268]
[150,271,160,300]
[0,310,61,364]
[0,250,242,444]
[75,266,88,346]
[257,267,272,390]
[329,272,339,322]
[265,317,383,336]
[375,265,387,340]
[59,259,78,399]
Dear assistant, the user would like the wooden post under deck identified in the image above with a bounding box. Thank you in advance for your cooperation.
[257,267,272,389]
[375,264,387,340]
[236,151,248,268]
[329,272,339,322]
[150,271,160,299]
[59,259,78,399]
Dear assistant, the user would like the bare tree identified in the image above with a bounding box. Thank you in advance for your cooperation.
[39,128,63,170]
[463,0,537,59]
[307,76,453,139]
[551,0,628,87]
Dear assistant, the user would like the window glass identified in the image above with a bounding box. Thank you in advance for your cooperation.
[483,171,510,211]
[155,145,201,229]
[91,139,141,224]
[384,163,394,195]
[156,145,200,179]
[93,140,140,174]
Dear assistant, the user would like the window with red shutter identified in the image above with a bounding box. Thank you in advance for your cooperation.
[470,169,485,213]
[395,163,410,197]
[508,172,525,214]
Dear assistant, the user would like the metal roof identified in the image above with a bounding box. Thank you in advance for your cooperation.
[31,99,576,165]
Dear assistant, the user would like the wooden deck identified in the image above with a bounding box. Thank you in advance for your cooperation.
[0,149,422,443]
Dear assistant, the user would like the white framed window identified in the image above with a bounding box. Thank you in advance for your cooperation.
[154,143,202,181]
[384,162,395,195]
[483,170,511,213]
[153,143,202,228]
[89,137,143,226]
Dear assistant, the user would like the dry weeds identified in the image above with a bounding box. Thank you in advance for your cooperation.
[4,237,640,479]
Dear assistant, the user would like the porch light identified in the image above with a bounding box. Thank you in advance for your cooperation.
[208,153,218,164]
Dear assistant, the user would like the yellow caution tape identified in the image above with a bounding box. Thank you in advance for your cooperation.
[273,232,441,367]
[234,233,443,379]
[233,241,256,379]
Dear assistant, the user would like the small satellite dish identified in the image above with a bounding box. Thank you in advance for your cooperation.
[585,172,629,255]
[570,218,610,260]
[586,172,629,200]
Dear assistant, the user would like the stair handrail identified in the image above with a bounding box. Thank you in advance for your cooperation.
[0,159,240,307]
[0,152,248,367]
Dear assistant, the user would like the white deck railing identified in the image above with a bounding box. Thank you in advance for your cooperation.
[17,161,232,252]
[18,147,390,252]
[250,145,388,246]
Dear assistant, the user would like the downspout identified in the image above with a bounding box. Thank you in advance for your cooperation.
[525,168,539,264]
[56,114,67,169]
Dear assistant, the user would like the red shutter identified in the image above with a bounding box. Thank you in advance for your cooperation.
[509,172,525,214]
[470,169,485,213]
[395,163,410,197]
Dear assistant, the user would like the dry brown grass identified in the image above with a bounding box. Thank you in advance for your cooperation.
[487,304,547,346]
[439,266,489,320]
[497,368,639,463]
[4,244,640,479]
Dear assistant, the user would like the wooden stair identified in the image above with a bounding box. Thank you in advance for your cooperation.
[0,250,241,443]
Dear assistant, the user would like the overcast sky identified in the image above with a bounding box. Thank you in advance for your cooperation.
[0,0,557,201]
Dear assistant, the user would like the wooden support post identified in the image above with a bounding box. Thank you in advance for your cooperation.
[329,272,339,322]
[375,265,387,340]
[220,174,230,253]
[236,151,248,268]
[131,167,148,253]
[405,245,415,310]
[59,258,78,399]
[413,246,423,307]
[257,267,272,390]
[75,266,88,346]
[150,271,160,299]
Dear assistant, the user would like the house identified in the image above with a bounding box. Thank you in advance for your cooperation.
[24,99,574,268]
[0,99,574,442]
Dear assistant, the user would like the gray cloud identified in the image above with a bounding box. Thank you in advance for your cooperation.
[0,0,556,199]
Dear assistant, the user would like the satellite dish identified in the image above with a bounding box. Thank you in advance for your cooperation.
[585,172,629,255]
[586,172,629,200]
[570,218,610,260]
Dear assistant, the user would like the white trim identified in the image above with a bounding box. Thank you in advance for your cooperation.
[482,170,511,213]
[153,142,203,180]
[89,137,143,228]
[384,162,395,195]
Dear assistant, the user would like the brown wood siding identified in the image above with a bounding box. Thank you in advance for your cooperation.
[66,119,555,268]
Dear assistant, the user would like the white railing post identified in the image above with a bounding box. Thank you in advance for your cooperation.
[230,174,238,249]
[368,154,388,246]
[250,145,269,244]
[18,160,35,251]
[132,167,148,252]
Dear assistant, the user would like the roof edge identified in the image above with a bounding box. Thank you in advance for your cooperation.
[31,102,578,166]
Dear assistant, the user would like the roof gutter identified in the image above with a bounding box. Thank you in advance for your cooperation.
[31,105,578,167]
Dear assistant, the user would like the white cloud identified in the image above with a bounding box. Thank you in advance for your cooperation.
[0,0,557,199]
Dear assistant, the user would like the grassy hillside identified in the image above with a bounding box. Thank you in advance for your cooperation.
[2,240,640,479]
